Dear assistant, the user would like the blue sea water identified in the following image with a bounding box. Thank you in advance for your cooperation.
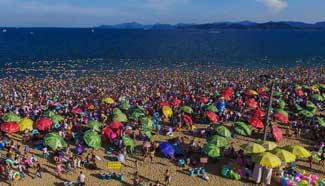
[0,28,325,68]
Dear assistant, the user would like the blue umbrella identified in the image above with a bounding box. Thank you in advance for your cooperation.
[160,142,175,158]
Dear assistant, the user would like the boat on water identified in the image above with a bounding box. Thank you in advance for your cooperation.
[2,29,7,33]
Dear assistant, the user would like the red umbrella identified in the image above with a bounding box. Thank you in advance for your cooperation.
[246,98,258,108]
[36,118,53,131]
[182,114,193,126]
[294,88,304,97]
[102,127,117,140]
[273,113,289,124]
[71,107,82,114]
[199,97,209,103]
[206,111,219,123]
[160,101,170,107]
[1,122,19,133]
[248,117,264,129]
[109,121,123,130]
[171,98,182,106]
[257,87,266,95]
[272,125,283,142]
[221,88,234,101]
[253,108,266,118]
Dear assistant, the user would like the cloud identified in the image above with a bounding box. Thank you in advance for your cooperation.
[257,0,288,12]
[141,0,190,11]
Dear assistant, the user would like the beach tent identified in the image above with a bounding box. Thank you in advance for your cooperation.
[272,125,283,142]
[248,117,264,129]
[203,143,221,158]
[44,133,67,150]
[88,120,102,132]
[2,112,21,122]
[234,122,252,136]
[36,118,53,131]
[162,106,173,119]
[83,130,101,149]
[160,142,175,158]
[213,125,231,138]
[1,122,20,133]
[18,118,33,132]
[206,111,219,123]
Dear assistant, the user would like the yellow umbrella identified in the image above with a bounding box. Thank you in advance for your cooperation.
[259,141,278,151]
[18,118,33,131]
[273,149,296,163]
[162,106,173,119]
[252,152,282,168]
[240,142,266,154]
[286,145,311,158]
[310,86,319,93]
[103,97,115,104]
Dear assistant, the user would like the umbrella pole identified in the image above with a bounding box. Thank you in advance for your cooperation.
[263,80,275,141]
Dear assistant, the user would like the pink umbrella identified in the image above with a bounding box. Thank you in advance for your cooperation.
[71,107,82,114]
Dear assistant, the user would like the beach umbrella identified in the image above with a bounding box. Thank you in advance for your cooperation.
[109,121,123,130]
[234,122,252,136]
[317,117,325,127]
[245,90,258,96]
[122,135,135,152]
[273,149,296,163]
[143,129,152,140]
[50,114,64,124]
[44,111,56,118]
[217,100,226,112]
[207,135,228,147]
[213,125,231,138]
[306,101,316,111]
[253,108,265,118]
[160,101,170,107]
[182,114,193,126]
[2,112,21,122]
[36,118,53,131]
[286,145,311,158]
[295,103,303,112]
[119,100,130,110]
[240,142,265,154]
[102,127,117,140]
[18,118,33,132]
[273,90,282,97]
[199,96,209,103]
[103,97,115,104]
[129,110,145,120]
[273,109,289,123]
[88,120,102,132]
[252,152,281,168]
[278,99,286,109]
[221,88,234,101]
[112,108,123,115]
[257,87,267,95]
[310,86,319,92]
[181,106,193,114]
[206,104,218,113]
[44,133,67,150]
[294,88,304,97]
[171,98,182,106]
[312,94,323,102]
[162,106,173,119]
[71,107,82,114]
[160,142,175,158]
[113,112,128,123]
[83,130,101,149]
[140,117,154,129]
[258,141,278,151]
[203,143,221,158]
[299,109,314,118]
[1,122,19,133]
[272,125,283,143]
[246,98,258,108]
[206,111,219,123]
[248,117,264,129]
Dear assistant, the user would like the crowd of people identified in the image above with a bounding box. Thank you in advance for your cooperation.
[0,65,324,186]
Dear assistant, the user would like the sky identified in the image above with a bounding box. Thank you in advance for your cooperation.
[0,0,324,27]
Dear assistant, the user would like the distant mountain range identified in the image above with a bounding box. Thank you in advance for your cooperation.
[97,21,325,30]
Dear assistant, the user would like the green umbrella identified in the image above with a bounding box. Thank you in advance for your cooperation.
[207,135,228,147]
[273,91,282,97]
[2,112,21,122]
[299,109,314,118]
[306,101,316,110]
[181,106,193,114]
[295,104,303,112]
[274,109,288,117]
[278,99,286,109]
[317,117,325,127]
[302,85,309,90]
[88,120,102,132]
[122,135,135,152]
[140,117,154,129]
[213,125,231,138]
[234,122,252,136]
[312,94,323,102]
[206,105,218,113]
[119,100,130,110]
[143,129,152,140]
[203,143,221,158]
[83,130,101,149]
[44,133,67,151]
[318,83,325,90]
[113,112,128,123]
[51,114,64,124]
[44,111,56,118]
[112,108,123,115]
